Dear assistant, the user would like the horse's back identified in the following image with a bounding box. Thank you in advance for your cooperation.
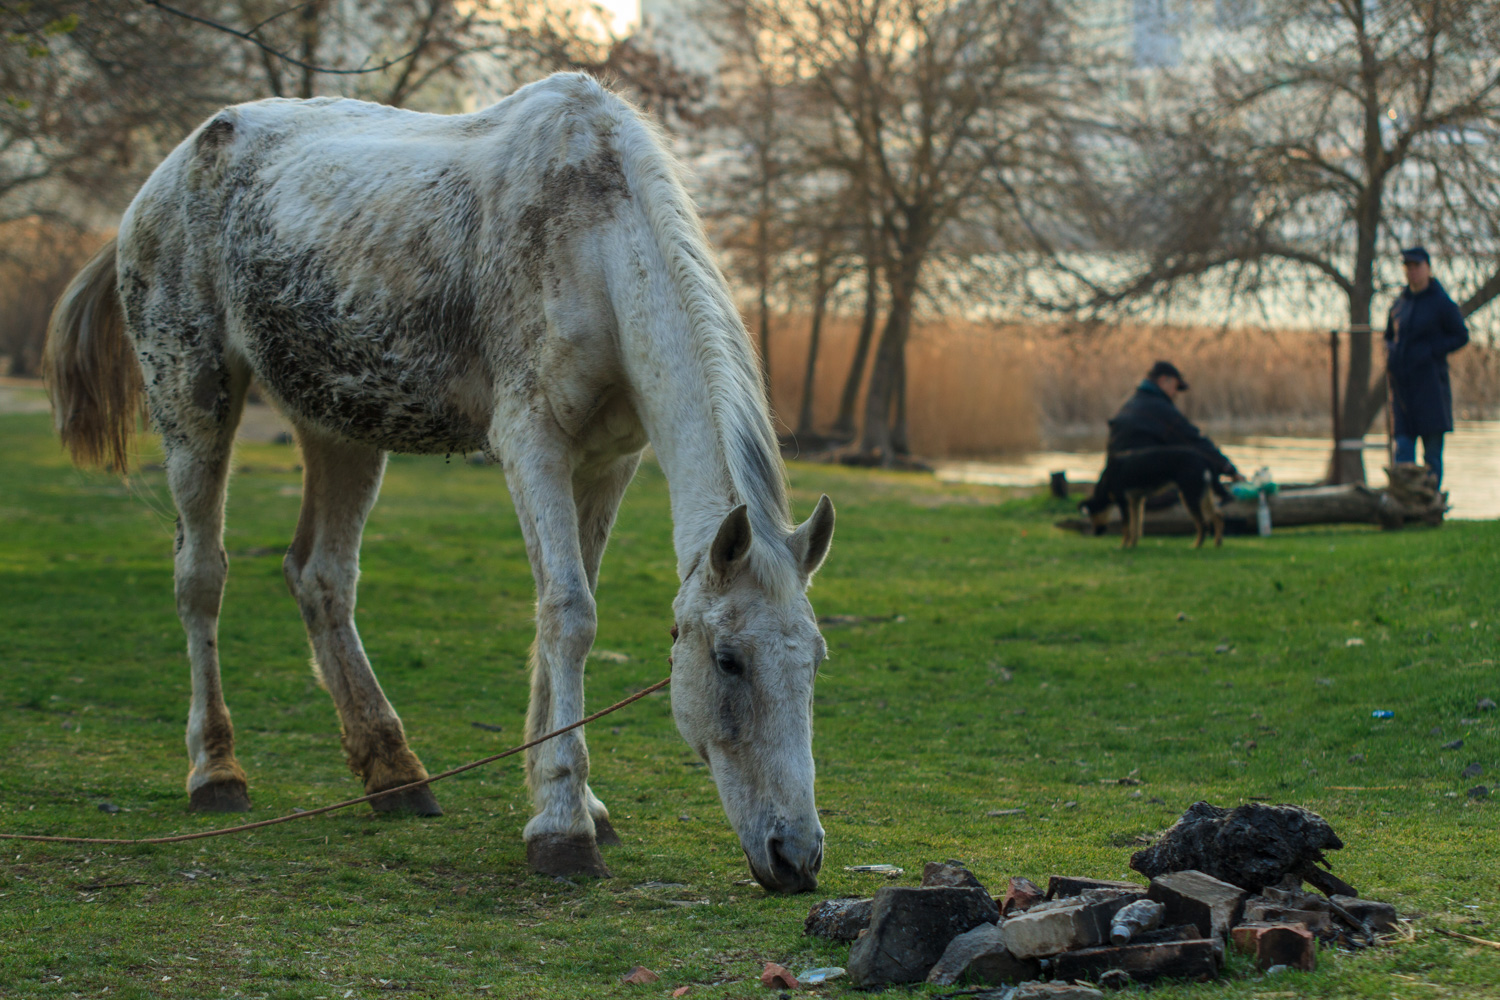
[119,74,642,455]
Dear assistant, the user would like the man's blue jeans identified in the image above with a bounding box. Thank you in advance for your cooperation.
[1394,433,1445,485]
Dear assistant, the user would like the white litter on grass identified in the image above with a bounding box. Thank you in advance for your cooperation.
[799,967,846,984]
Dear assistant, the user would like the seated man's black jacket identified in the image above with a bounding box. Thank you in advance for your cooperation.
[1106,379,1236,477]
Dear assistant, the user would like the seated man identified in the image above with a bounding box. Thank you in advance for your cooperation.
[1106,361,1242,481]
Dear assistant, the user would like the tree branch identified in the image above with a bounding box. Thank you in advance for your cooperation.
[142,0,422,76]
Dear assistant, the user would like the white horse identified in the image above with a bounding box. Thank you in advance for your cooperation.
[44,72,834,892]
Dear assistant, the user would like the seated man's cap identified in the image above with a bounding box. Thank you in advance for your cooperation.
[1147,360,1188,390]
[1401,245,1431,264]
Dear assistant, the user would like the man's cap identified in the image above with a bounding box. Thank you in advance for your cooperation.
[1401,245,1431,264]
[1147,360,1188,390]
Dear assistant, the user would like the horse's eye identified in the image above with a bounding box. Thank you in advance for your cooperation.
[715,651,743,676]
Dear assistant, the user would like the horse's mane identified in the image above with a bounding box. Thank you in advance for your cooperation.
[594,80,798,594]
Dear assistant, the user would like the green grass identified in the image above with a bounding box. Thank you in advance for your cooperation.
[1,399,1497,999]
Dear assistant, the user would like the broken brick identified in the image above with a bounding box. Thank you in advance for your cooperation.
[1147,870,1247,940]
[922,860,987,891]
[1242,892,1337,938]
[925,923,1040,986]
[1331,895,1399,934]
[621,966,659,984]
[1001,890,1139,959]
[760,962,798,989]
[847,886,1000,985]
[1231,922,1316,971]
[804,897,873,941]
[1045,875,1146,900]
[1014,984,1105,999]
[1002,876,1046,916]
[1051,936,1221,984]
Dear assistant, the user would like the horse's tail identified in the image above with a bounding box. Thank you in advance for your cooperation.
[42,237,143,471]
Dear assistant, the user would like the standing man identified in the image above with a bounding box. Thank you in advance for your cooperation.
[1385,246,1469,486]
[1106,361,1243,480]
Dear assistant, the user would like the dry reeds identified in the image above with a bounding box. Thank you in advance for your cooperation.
[0,219,104,377]
[763,314,1498,458]
[765,314,1040,457]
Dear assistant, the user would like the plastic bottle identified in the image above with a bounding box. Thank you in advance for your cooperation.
[1109,899,1165,945]
[1257,492,1272,536]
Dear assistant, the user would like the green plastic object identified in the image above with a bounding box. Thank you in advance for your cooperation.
[1230,481,1280,501]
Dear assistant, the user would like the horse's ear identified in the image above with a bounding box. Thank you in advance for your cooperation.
[709,504,753,581]
[789,494,835,579]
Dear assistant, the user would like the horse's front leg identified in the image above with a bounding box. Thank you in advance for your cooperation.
[506,444,610,877]
[572,453,642,847]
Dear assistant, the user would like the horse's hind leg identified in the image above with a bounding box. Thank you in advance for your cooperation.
[161,375,252,812]
[283,429,440,815]
[572,453,642,848]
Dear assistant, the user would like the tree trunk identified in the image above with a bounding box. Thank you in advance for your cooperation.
[832,244,880,440]
[891,356,910,455]
[1331,60,1388,486]
[298,1,323,99]
[1059,484,1410,536]
[753,78,774,395]
[858,270,916,461]
[796,254,835,436]
[755,203,772,396]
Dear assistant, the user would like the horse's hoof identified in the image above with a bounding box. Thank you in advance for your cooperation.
[368,783,443,817]
[189,779,251,813]
[593,815,622,846]
[527,834,611,878]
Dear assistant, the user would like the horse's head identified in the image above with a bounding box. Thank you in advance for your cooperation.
[670,496,835,893]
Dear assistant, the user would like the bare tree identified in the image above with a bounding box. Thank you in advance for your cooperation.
[830,213,882,439]
[0,1,646,371]
[1062,0,1500,483]
[0,2,239,220]
[716,0,1074,463]
[691,8,806,396]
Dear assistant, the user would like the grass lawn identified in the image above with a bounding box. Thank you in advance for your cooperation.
[1,399,1497,999]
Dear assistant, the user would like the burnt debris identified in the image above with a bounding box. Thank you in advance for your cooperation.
[1129,800,1345,893]
[803,803,1399,990]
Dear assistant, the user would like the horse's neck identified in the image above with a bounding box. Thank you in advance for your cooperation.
[632,347,735,573]
[616,304,746,575]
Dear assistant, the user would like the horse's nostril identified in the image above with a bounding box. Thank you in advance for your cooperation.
[767,836,797,877]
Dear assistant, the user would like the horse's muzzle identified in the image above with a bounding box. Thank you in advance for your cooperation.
[745,821,823,893]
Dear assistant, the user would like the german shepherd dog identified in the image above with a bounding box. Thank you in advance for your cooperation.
[1081,447,1231,549]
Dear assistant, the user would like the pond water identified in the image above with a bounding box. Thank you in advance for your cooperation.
[935,420,1500,520]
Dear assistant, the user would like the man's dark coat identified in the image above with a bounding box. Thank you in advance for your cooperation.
[1385,278,1470,436]
[1107,379,1236,476]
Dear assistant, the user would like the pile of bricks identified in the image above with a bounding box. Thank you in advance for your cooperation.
[805,861,1399,992]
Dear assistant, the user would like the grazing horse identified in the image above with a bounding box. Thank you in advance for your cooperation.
[44,73,835,892]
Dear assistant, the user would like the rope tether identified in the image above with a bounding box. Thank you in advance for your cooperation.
[1,676,671,846]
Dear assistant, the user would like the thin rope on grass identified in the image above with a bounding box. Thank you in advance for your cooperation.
[1,676,671,846]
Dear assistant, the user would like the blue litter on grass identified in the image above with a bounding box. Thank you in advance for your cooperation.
[1372,710,1395,719]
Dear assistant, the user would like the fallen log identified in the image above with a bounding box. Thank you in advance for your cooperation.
[1056,483,1430,536]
